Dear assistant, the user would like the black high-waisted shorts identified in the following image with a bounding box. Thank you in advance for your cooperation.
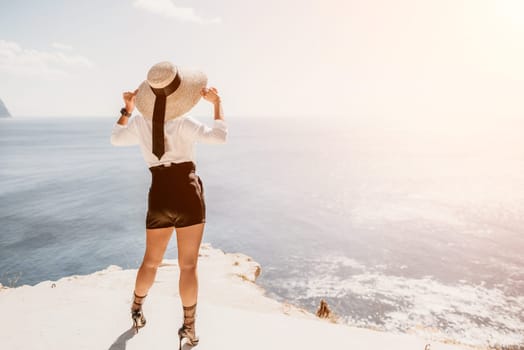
[146,161,206,229]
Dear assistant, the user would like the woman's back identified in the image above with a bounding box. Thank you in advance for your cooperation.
[110,113,227,167]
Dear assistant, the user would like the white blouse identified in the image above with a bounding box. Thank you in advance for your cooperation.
[110,113,228,167]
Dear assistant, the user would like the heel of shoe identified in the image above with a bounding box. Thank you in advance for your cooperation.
[131,291,147,333]
[178,302,199,347]
[178,325,199,349]
[131,309,146,332]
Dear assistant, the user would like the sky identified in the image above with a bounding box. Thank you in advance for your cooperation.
[0,0,523,121]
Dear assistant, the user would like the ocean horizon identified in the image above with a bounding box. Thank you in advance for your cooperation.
[1,115,523,348]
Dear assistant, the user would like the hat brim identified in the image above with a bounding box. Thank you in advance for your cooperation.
[135,67,207,121]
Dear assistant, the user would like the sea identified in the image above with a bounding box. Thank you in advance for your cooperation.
[0,115,523,348]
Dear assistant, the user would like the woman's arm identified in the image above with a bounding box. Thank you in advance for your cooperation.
[110,89,140,146]
[110,115,139,146]
[183,87,227,144]
[184,115,227,144]
[203,87,224,122]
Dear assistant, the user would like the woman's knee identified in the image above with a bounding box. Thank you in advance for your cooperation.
[178,260,198,271]
[142,256,163,269]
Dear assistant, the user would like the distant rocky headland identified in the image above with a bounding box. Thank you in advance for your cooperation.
[0,98,12,117]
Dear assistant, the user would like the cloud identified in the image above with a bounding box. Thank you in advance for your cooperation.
[0,39,93,78]
[51,42,74,51]
[133,0,221,24]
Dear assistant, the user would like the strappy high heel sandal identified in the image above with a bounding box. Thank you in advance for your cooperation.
[178,303,200,349]
[131,291,147,333]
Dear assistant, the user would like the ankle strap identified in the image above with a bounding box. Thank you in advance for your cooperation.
[134,291,148,299]
[133,292,147,306]
[183,303,197,310]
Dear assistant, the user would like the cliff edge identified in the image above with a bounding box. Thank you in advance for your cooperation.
[0,242,472,350]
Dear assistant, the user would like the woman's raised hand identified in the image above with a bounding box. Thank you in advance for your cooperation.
[201,86,221,104]
[123,89,139,112]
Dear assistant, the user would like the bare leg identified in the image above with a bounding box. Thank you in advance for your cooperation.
[133,226,175,309]
[176,223,205,307]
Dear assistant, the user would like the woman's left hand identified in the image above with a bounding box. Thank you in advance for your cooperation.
[123,89,139,112]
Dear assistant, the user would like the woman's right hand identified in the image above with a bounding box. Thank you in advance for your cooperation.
[201,86,221,105]
[123,89,139,112]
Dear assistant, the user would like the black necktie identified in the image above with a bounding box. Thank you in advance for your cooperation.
[150,72,182,160]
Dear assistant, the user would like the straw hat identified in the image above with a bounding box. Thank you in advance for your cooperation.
[135,61,207,121]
